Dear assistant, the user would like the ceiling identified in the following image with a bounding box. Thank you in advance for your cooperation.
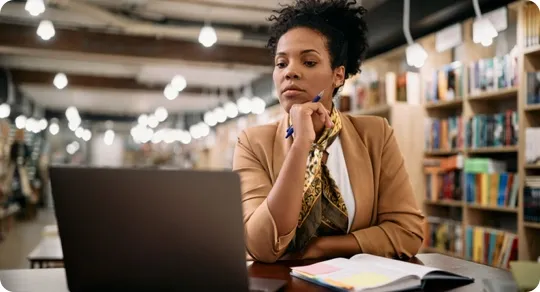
[0,0,386,119]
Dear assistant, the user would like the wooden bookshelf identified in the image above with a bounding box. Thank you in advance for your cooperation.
[424,149,461,156]
[524,222,540,229]
[466,87,519,102]
[524,103,540,112]
[466,146,519,154]
[348,104,391,116]
[425,199,463,207]
[466,203,519,213]
[419,1,537,266]
[425,99,463,110]
[525,164,540,169]
[523,44,540,56]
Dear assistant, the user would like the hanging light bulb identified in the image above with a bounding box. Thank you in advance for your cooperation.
[25,0,45,16]
[402,0,428,68]
[37,20,55,41]
[38,118,48,130]
[406,43,428,68]
[164,84,178,100]
[224,101,238,118]
[236,96,252,114]
[251,97,266,115]
[82,129,92,141]
[171,75,187,92]
[147,115,159,128]
[25,117,35,132]
[53,73,68,89]
[198,25,217,47]
[473,17,498,47]
[198,122,210,137]
[154,107,168,122]
[213,107,227,123]
[49,123,59,135]
[0,103,10,119]
[180,130,191,145]
[103,129,115,146]
[75,127,84,138]
[138,114,148,126]
[15,115,26,129]
[189,124,201,139]
[204,111,217,127]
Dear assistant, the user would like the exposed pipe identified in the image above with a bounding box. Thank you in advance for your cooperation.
[472,0,482,18]
[402,0,414,45]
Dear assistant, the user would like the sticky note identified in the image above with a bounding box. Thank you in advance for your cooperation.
[335,273,391,288]
[291,263,341,275]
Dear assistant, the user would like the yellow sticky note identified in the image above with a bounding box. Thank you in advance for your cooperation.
[336,273,391,288]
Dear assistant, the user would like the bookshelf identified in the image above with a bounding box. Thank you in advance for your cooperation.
[419,1,540,269]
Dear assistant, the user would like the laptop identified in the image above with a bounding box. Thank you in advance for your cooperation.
[50,166,286,292]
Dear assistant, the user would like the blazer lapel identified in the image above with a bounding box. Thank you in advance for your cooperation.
[271,114,293,183]
[338,112,376,231]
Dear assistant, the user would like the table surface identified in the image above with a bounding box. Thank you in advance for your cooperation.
[0,253,515,292]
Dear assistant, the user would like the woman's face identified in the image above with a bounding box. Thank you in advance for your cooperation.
[273,27,345,113]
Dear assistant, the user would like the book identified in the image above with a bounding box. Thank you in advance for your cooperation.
[290,254,473,292]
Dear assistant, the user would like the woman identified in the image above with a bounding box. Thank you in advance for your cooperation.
[233,0,425,263]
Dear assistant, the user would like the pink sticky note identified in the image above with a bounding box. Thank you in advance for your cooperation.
[292,262,341,275]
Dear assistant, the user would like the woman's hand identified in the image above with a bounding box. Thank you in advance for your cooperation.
[300,237,327,260]
[295,235,362,260]
[289,102,333,146]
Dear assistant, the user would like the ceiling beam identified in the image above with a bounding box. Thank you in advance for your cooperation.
[9,68,233,96]
[0,22,273,68]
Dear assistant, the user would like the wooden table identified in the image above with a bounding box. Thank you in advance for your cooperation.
[26,236,63,269]
[0,254,516,291]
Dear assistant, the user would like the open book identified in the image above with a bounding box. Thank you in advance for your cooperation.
[290,254,474,291]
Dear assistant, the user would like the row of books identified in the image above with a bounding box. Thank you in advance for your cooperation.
[465,226,518,269]
[424,155,463,202]
[524,176,540,223]
[424,217,462,255]
[464,172,519,207]
[339,70,423,112]
[526,72,540,105]
[425,62,465,103]
[524,2,540,49]
[468,54,519,97]
[526,127,540,165]
[424,116,464,152]
[465,111,518,149]
[464,158,519,207]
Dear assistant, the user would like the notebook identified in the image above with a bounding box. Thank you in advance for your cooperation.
[290,254,474,291]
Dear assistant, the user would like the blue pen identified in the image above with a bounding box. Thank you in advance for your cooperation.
[285,90,324,139]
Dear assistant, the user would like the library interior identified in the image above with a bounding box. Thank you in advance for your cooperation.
[0,0,539,291]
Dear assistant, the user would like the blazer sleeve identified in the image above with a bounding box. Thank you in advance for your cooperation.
[351,119,425,259]
[232,130,295,263]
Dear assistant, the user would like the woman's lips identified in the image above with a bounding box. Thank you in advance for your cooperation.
[282,89,305,97]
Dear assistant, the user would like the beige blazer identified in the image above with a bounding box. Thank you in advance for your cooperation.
[232,112,425,263]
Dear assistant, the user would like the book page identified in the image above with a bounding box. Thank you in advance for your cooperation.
[292,258,418,291]
[350,254,441,279]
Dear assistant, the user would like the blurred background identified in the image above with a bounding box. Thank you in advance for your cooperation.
[0,0,538,281]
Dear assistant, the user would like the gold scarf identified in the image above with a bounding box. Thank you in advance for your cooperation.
[287,105,348,253]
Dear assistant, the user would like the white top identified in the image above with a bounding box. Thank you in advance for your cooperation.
[325,137,356,232]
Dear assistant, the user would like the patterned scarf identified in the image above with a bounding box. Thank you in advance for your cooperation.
[286,105,348,253]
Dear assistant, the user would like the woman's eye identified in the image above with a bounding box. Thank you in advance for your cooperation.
[275,62,286,68]
[305,61,317,67]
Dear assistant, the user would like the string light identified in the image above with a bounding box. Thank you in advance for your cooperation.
[198,25,217,47]
[37,20,55,41]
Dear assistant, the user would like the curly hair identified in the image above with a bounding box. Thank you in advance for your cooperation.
[267,0,369,86]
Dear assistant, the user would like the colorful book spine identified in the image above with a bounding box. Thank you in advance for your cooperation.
[465,226,518,269]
